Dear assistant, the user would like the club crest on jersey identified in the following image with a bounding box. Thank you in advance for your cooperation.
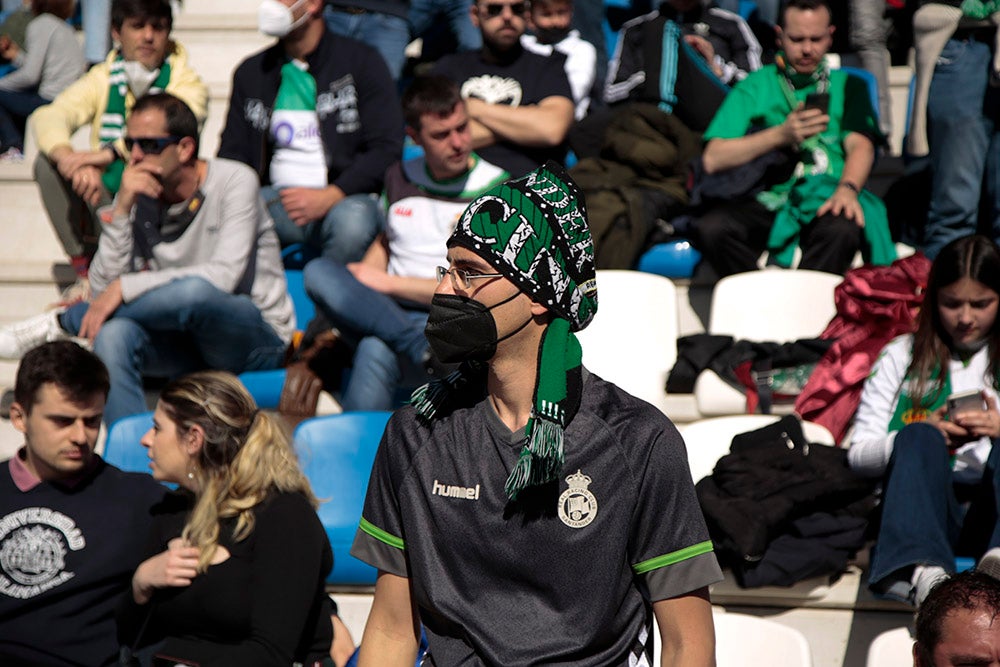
[558,469,597,528]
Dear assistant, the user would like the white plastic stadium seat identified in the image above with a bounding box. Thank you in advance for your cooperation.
[575,270,678,415]
[652,610,813,666]
[695,270,842,417]
[678,415,835,485]
[866,627,914,667]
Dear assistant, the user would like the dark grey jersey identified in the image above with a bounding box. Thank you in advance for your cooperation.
[352,371,722,665]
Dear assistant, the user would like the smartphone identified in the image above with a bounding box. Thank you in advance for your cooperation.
[947,390,987,420]
[804,92,830,114]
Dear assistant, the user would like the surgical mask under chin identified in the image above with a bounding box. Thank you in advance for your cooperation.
[424,292,530,364]
[122,61,160,98]
[258,0,309,38]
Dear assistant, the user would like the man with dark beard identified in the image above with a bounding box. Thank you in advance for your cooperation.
[433,0,574,177]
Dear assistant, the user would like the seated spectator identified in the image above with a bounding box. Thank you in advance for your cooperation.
[304,75,509,411]
[120,370,333,663]
[433,0,574,177]
[603,0,760,133]
[692,0,893,277]
[220,0,401,264]
[520,0,596,120]
[29,0,207,287]
[0,93,294,426]
[0,341,166,666]
[850,235,1000,607]
[914,570,1000,665]
[0,0,84,162]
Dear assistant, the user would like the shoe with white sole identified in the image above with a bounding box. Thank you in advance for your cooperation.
[0,310,69,359]
[978,547,1000,582]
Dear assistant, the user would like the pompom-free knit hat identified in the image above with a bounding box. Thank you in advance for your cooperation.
[447,161,598,332]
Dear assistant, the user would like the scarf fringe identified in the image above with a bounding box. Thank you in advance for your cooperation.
[410,365,474,421]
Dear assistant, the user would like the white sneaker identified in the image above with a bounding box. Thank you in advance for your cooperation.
[978,547,1000,581]
[911,564,949,608]
[0,310,68,359]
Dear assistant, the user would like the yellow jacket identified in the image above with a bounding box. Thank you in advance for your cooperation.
[30,41,208,158]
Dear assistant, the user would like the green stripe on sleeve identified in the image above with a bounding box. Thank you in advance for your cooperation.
[632,540,715,574]
[358,517,405,551]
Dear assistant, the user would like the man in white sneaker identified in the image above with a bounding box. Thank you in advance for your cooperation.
[0,93,293,426]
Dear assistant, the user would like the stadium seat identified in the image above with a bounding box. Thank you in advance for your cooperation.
[652,609,814,666]
[575,270,678,415]
[865,627,913,667]
[693,269,841,417]
[678,414,835,485]
[293,411,393,586]
[636,238,702,280]
[102,411,155,474]
[839,66,881,124]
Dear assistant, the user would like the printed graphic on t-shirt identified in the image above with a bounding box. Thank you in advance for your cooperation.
[0,507,85,599]
[461,75,523,106]
[269,60,327,189]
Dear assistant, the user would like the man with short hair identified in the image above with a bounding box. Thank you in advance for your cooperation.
[0,93,294,426]
[30,0,208,283]
[520,0,597,120]
[433,0,574,177]
[913,570,1000,666]
[220,0,402,264]
[352,162,722,665]
[0,341,166,666]
[692,0,894,277]
[303,75,508,411]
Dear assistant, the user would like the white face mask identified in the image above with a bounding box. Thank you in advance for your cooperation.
[258,0,310,38]
[122,61,160,98]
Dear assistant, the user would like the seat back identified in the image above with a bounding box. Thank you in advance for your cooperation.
[286,269,316,331]
[839,66,880,123]
[708,270,841,342]
[575,270,678,414]
[652,610,813,666]
[293,411,393,586]
[679,415,835,484]
[103,411,155,474]
[865,627,913,667]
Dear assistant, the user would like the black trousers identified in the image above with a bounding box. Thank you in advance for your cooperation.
[692,198,863,277]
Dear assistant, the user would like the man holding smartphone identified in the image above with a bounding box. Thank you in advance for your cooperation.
[692,0,893,278]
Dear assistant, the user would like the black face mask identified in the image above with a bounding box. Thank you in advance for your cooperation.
[532,25,571,45]
[424,292,531,363]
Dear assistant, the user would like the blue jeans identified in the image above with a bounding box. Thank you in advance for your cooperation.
[0,90,47,149]
[868,423,1000,598]
[923,38,995,259]
[261,187,381,265]
[81,0,110,64]
[59,277,286,425]
[323,7,410,81]
[409,0,481,53]
[303,257,430,411]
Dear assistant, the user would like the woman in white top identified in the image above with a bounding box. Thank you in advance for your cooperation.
[0,0,84,160]
[852,234,1000,606]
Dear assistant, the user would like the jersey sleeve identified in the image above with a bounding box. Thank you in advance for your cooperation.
[702,75,758,141]
[350,414,410,577]
[627,421,722,601]
[839,72,883,144]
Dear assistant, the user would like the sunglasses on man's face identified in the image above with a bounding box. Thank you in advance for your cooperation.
[124,135,183,154]
[480,2,527,17]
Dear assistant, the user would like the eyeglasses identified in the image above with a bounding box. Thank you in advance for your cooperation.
[480,1,527,17]
[124,135,183,154]
[436,266,503,290]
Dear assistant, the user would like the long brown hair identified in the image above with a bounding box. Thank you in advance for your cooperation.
[907,235,1000,405]
[158,371,317,572]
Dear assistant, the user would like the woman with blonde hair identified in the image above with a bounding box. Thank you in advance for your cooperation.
[121,370,334,665]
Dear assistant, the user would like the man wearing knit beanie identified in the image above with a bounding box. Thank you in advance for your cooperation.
[350,162,721,666]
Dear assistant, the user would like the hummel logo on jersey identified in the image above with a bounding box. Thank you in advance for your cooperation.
[432,479,481,500]
[393,206,413,217]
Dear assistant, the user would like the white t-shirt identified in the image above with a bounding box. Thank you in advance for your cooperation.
[268,59,327,189]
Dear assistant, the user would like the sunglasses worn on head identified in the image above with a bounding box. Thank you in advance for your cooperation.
[124,135,183,154]
[481,2,527,17]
